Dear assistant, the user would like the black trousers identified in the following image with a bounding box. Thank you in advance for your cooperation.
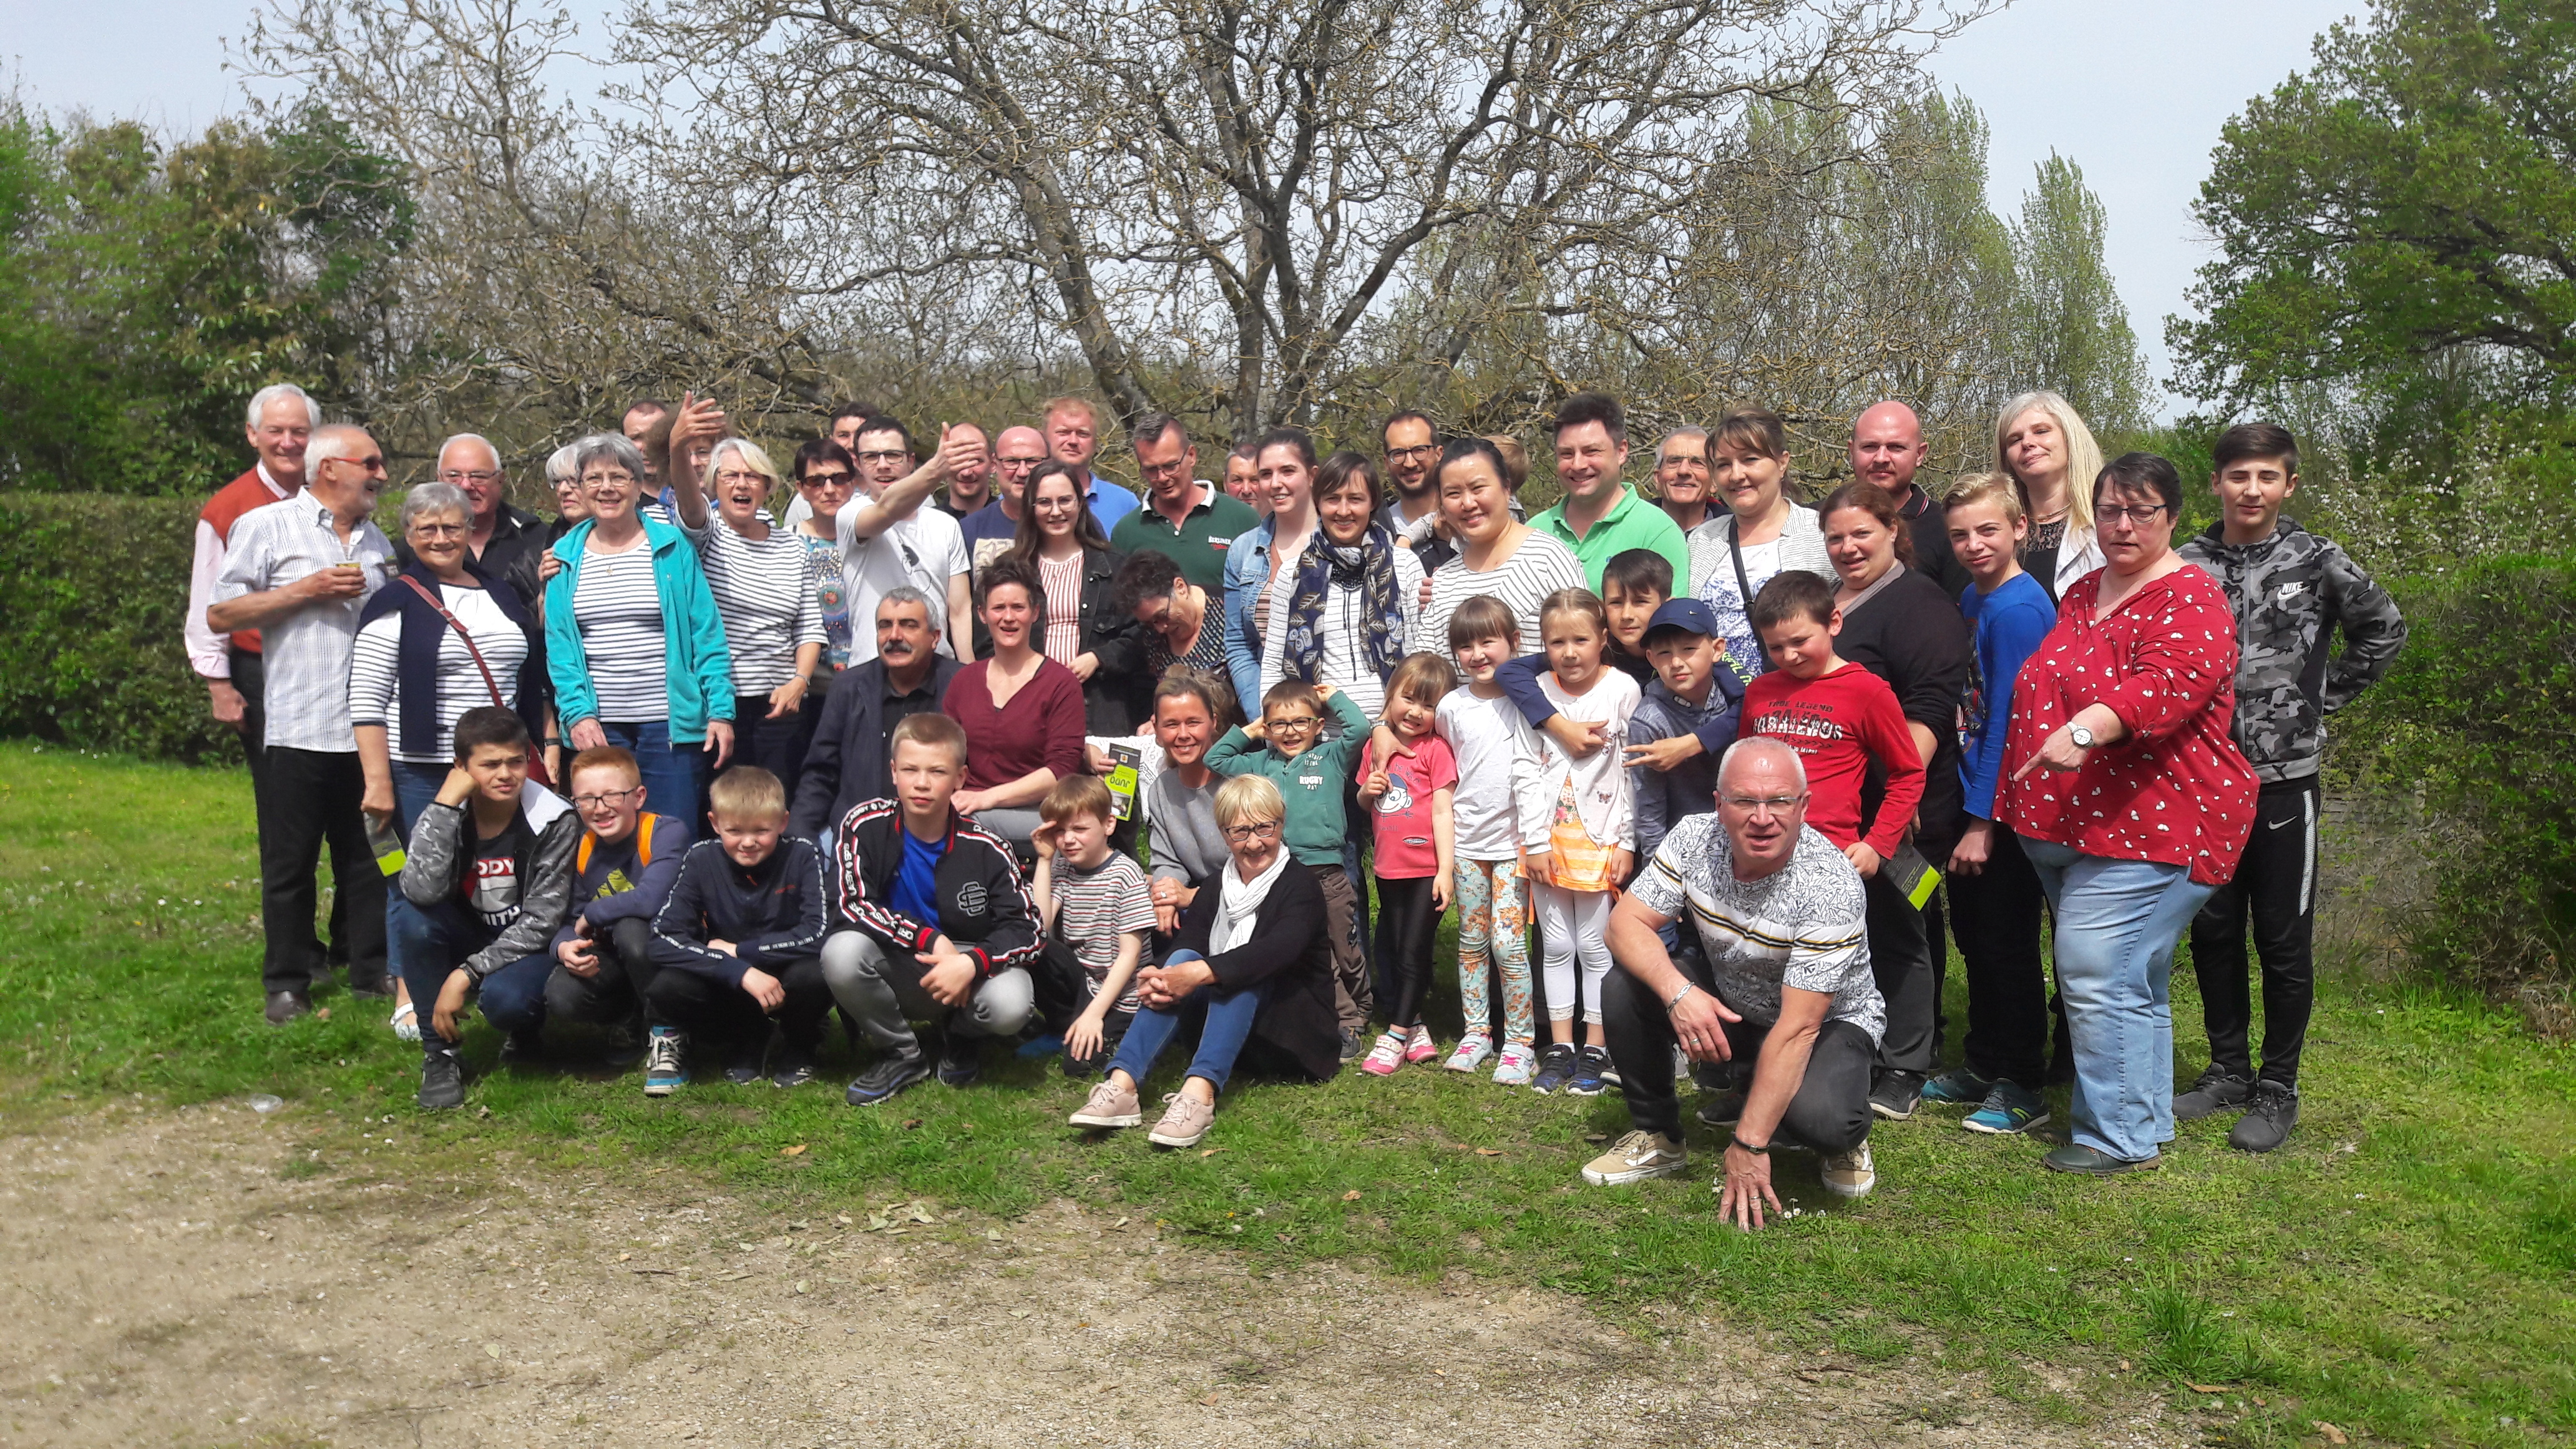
[256,746,387,995]
[733,691,814,794]
[2189,776,2320,1088]
[231,647,348,976]
[644,955,832,1055]
[1374,874,1441,1030]
[1948,824,2051,1088]
[542,917,658,1028]
[1865,868,1936,1075]
[1602,957,1874,1150]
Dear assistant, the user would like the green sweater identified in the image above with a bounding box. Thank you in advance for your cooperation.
[1204,688,1370,866]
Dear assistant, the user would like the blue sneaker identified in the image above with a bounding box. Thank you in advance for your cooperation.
[1016,1033,1066,1060]
[1921,1065,1996,1105]
[1962,1079,2049,1135]
[1566,1044,1611,1096]
[1528,1043,1579,1095]
[642,1026,690,1097]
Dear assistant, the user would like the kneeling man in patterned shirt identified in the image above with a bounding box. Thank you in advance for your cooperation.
[1584,736,1884,1226]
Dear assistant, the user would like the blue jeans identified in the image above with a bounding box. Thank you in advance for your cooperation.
[1106,950,1264,1094]
[599,720,710,826]
[385,760,453,988]
[391,897,554,1059]
[2019,836,2216,1162]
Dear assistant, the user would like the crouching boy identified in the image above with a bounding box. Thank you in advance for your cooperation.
[397,706,580,1110]
[1032,775,1155,1078]
[546,746,692,1075]
[643,766,831,1090]
[823,713,1043,1106]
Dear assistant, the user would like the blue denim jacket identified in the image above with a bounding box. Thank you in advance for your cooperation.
[1220,519,1283,715]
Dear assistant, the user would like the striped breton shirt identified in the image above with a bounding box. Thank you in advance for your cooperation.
[348,583,530,763]
[1409,529,1586,671]
[1050,851,1156,1013]
[1038,550,1085,666]
[690,517,826,695]
[571,543,668,723]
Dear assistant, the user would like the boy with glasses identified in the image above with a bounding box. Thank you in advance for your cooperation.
[545,747,693,1086]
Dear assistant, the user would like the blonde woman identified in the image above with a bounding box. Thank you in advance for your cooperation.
[670,436,824,781]
[1995,390,2108,602]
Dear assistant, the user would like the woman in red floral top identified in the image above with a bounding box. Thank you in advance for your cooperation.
[2001,453,2256,1174]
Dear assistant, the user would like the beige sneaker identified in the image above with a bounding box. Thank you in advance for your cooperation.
[1821,1141,1876,1199]
[1146,1092,1217,1148]
[1068,1077,1141,1129]
[1580,1129,1689,1186]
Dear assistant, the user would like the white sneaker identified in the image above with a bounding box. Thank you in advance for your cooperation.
[389,1001,421,1043]
[1443,1033,1493,1073]
[1490,1042,1538,1086]
[1822,1141,1876,1199]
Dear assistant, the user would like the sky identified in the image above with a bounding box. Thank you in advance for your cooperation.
[5,0,2363,417]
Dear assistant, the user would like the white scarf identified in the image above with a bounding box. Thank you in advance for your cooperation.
[1211,846,1290,956]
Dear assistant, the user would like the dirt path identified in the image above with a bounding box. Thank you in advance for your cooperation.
[1,1101,2187,1448]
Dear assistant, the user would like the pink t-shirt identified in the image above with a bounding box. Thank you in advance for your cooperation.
[1357,734,1458,880]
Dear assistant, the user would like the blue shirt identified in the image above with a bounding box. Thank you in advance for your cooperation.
[1084,474,1141,535]
[1956,572,2057,821]
[892,826,949,925]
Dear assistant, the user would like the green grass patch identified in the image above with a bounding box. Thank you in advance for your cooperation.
[2,741,2571,1444]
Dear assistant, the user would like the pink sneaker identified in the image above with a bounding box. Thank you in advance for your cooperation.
[1403,1025,1440,1063]
[1359,1029,1407,1075]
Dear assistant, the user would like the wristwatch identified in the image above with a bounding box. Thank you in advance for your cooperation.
[2067,723,2096,749]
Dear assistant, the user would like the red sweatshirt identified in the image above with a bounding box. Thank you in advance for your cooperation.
[1737,661,1925,857]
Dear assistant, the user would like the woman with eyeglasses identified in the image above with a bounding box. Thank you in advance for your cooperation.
[998,461,1148,733]
[1112,549,1229,683]
[545,432,736,822]
[670,436,827,783]
[1998,452,2256,1176]
[788,439,860,676]
[1067,774,1342,1148]
[1995,390,2109,603]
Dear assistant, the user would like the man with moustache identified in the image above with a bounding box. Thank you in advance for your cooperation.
[791,588,964,852]
[1650,427,1717,534]
[1849,401,1970,602]
[1377,410,1445,545]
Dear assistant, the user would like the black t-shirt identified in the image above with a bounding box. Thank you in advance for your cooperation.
[2019,519,2069,603]
[467,812,534,934]
[1832,570,1973,852]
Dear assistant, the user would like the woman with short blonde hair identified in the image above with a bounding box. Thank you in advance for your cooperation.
[671,435,827,781]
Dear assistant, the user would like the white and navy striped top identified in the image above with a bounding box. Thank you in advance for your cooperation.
[348,583,530,763]
[690,518,826,695]
[1410,530,1587,670]
[572,544,668,723]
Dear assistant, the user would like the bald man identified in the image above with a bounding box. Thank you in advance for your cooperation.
[1849,402,1971,603]
[959,424,1048,585]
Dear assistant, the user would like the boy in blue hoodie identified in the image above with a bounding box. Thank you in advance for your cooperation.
[646,766,831,1091]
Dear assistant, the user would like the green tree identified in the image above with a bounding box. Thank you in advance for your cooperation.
[2170,0,2576,404]
[2008,153,2152,432]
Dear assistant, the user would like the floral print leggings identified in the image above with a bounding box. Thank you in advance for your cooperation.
[1454,857,1534,1046]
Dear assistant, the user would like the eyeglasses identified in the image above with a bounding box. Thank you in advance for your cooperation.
[570,787,643,810]
[1719,792,1807,815]
[713,469,768,487]
[437,469,500,485]
[856,450,912,466]
[1138,459,1189,479]
[2099,504,2170,525]
[582,471,637,487]
[324,454,388,472]
[1267,715,1320,731]
[1657,457,1710,473]
[1385,444,1440,463]
[998,455,1047,471]
[409,522,469,539]
[1223,819,1281,842]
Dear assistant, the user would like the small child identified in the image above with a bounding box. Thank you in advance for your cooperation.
[1205,678,1374,1050]
[1032,775,1156,1078]
[1626,598,1744,868]
[1354,652,1460,1075]
[1510,587,1641,1096]
[645,766,832,1090]
[1736,572,1925,879]
[1599,547,1670,683]
[1436,597,1539,1083]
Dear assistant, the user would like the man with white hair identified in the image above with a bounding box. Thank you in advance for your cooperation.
[1583,737,1883,1222]
[426,432,552,604]
[208,425,399,1023]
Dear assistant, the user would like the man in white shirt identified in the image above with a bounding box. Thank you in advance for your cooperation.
[208,426,399,1023]
[838,419,980,663]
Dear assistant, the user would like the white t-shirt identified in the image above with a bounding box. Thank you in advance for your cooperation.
[1437,688,1524,861]
[1509,666,1641,852]
[836,500,970,662]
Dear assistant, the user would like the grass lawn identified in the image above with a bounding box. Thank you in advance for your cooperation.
[2,741,2569,1446]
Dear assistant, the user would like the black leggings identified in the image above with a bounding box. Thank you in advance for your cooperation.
[1375,874,1441,1029]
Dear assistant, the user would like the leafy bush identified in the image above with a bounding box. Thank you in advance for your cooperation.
[2334,551,2576,993]
[0,493,242,764]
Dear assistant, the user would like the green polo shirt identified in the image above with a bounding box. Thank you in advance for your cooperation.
[1109,487,1264,592]
[1530,484,1692,593]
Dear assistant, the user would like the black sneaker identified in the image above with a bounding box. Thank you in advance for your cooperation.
[2174,1065,2253,1121]
[771,1046,817,1090]
[1566,1044,1611,1096]
[500,1028,544,1066]
[1339,1030,1366,1063]
[418,1048,465,1110]
[937,1032,983,1088]
[2227,1080,2299,1153]
[602,1020,648,1069]
[1870,1069,1924,1120]
[1697,1088,1747,1126]
[724,1043,766,1085]
[846,1048,930,1106]
[1529,1043,1579,1095]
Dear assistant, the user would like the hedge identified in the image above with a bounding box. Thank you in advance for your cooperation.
[0,493,243,764]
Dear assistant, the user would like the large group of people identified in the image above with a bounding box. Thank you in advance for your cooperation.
[186,379,2408,1222]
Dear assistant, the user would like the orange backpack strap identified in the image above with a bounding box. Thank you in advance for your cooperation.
[580,812,660,879]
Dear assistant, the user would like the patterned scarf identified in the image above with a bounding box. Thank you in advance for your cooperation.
[1281,524,1406,685]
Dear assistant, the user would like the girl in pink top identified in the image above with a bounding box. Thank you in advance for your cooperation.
[1354,653,1460,1075]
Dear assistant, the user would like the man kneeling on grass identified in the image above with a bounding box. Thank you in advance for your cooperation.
[399,706,580,1110]
[1583,737,1884,1226]
[822,712,1043,1105]
[643,766,831,1091]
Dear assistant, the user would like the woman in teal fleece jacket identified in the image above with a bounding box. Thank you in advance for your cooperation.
[546,432,736,817]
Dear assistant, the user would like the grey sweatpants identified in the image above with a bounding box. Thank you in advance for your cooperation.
[820,930,1035,1053]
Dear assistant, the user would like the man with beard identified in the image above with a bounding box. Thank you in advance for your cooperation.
[1378,410,1444,544]
[1849,401,1969,602]
[791,588,963,849]
[936,422,996,519]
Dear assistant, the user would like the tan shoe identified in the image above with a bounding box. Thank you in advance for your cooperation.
[1146,1092,1216,1148]
[1069,1077,1142,1129]
[1821,1141,1876,1199]
[1581,1129,1689,1186]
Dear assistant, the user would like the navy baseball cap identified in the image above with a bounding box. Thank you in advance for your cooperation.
[1642,597,1719,647]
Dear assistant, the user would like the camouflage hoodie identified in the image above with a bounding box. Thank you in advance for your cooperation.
[2179,518,2407,784]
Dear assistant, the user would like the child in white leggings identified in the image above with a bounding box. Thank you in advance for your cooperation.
[1509,587,1640,1096]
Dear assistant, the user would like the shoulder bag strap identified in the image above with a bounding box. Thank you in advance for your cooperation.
[401,575,509,711]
